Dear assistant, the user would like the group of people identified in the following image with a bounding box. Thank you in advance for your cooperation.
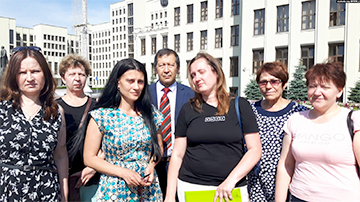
[0,45,359,202]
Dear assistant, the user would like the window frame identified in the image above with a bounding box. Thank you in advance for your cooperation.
[187,32,193,51]
[302,1,316,30]
[301,45,315,70]
[215,28,223,48]
[216,0,223,18]
[254,9,265,35]
[187,4,194,24]
[174,7,181,26]
[230,56,239,77]
[277,5,289,32]
[253,49,264,73]
[201,1,208,21]
[330,0,345,26]
[231,25,239,46]
[200,30,208,50]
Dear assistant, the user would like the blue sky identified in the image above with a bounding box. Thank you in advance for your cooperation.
[0,0,122,34]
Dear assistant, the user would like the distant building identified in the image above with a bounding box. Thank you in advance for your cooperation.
[0,16,79,86]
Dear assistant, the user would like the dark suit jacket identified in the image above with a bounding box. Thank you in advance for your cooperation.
[149,82,194,125]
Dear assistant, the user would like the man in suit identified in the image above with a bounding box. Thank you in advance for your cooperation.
[149,48,194,199]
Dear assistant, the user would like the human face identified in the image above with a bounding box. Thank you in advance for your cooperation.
[156,54,179,87]
[117,70,145,105]
[258,72,285,101]
[61,65,87,93]
[190,58,218,97]
[307,79,343,111]
[16,57,45,98]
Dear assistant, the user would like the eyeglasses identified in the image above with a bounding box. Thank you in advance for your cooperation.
[11,46,42,54]
[258,79,282,87]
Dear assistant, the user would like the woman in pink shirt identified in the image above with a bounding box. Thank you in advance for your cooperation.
[275,62,360,202]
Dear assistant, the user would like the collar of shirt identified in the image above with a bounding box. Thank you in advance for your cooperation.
[156,81,177,103]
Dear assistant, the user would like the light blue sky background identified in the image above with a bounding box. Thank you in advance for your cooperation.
[0,0,122,34]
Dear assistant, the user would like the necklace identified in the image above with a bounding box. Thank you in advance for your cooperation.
[22,106,41,121]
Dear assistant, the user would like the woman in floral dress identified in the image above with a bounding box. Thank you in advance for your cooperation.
[0,46,68,201]
[84,58,163,201]
[248,62,307,202]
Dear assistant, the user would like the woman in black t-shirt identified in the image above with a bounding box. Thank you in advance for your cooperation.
[165,52,262,202]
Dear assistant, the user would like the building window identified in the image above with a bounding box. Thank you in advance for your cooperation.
[254,9,265,35]
[9,30,14,44]
[230,57,239,77]
[231,0,240,16]
[200,30,207,50]
[276,47,288,66]
[231,25,239,46]
[301,46,315,70]
[329,43,344,63]
[215,28,223,48]
[163,35,168,48]
[128,3,133,16]
[302,1,316,30]
[253,49,264,73]
[54,62,58,75]
[151,37,157,54]
[330,0,345,26]
[187,4,193,23]
[187,32,193,51]
[216,0,223,18]
[277,5,289,32]
[174,7,180,26]
[16,33,21,41]
[201,1,208,21]
[141,38,146,55]
[174,34,180,52]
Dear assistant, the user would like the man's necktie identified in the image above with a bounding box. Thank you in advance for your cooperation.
[160,87,172,150]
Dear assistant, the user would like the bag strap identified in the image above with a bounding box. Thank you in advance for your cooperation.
[235,97,247,152]
[347,110,354,140]
[347,110,360,177]
[78,97,92,130]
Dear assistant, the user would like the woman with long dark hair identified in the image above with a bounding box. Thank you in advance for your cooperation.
[83,58,163,201]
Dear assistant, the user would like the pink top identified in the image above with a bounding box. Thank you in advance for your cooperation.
[284,108,360,202]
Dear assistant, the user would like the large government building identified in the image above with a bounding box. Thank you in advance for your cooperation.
[1,0,360,101]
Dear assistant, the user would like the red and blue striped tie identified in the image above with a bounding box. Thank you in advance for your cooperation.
[160,87,172,150]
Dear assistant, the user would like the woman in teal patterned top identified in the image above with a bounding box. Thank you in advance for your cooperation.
[83,59,164,201]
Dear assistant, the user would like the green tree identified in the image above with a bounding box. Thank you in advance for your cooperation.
[244,79,262,100]
[287,64,308,101]
[348,80,360,103]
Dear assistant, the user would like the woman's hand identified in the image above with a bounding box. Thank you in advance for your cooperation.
[213,178,237,202]
[72,167,97,188]
[143,163,155,186]
[120,169,146,187]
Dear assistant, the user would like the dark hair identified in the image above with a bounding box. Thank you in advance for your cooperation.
[187,52,230,115]
[59,54,91,78]
[96,58,161,162]
[0,48,58,121]
[256,61,289,84]
[153,48,180,69]
[305,62,346,89]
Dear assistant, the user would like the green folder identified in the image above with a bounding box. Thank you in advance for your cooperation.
[184,188,242,202]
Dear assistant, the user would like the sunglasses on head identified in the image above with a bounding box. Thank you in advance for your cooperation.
[11,46,42,54]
